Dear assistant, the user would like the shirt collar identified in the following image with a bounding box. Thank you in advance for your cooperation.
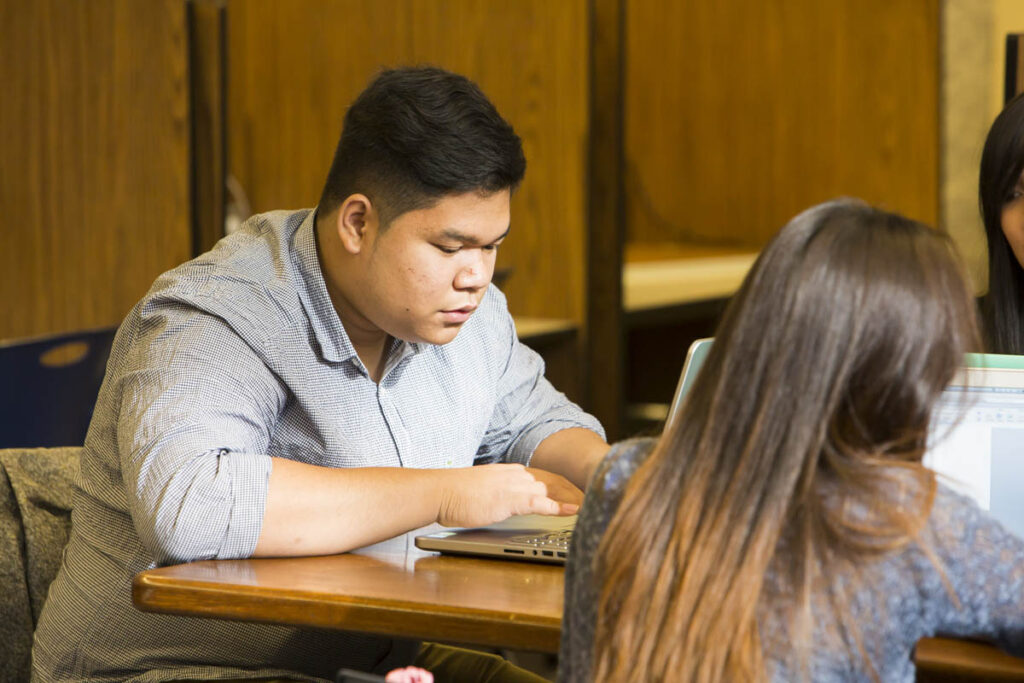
[292,209,359,363]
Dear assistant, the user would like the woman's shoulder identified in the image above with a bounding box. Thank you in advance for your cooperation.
[927,481,1024,558]
[930,482,1018,537]
[589,436,658,499]
[910,480,1024,618]
[568,436,658,589]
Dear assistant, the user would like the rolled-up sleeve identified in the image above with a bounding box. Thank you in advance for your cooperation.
[117,302,285,565]
[476,313,605,466]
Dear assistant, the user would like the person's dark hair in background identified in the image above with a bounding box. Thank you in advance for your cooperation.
[980,91,1024,354]
[317,66,527,228]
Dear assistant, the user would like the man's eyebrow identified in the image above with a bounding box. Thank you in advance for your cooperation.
[440,225,511,246]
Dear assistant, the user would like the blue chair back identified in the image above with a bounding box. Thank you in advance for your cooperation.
[0,327,116,448]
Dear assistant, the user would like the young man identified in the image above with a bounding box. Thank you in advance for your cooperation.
[33,67,607,682]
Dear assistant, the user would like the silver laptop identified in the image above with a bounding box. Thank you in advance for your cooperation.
[665,337,714,427]
[414,339,715,565]
[414,513,576,564]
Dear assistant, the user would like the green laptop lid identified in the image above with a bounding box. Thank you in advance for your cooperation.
[963,352,1024,370]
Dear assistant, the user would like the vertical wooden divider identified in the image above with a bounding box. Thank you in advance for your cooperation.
[586,0,626,440]
[189,0,228,254]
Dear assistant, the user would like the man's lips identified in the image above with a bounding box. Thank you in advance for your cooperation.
[440,305,477,323]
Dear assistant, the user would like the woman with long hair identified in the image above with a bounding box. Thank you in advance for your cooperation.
[559,200,1024,682]
[981,91,1024,353]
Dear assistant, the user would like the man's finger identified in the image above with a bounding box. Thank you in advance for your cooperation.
[547,482,583,506]
[528,494,562,516]
[557,502,579,515]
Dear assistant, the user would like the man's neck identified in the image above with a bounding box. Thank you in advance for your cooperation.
[328,290,392,382]
[352,337,391,383]
[314,218,392,382]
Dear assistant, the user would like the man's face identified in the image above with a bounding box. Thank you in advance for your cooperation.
[359,189,511,345]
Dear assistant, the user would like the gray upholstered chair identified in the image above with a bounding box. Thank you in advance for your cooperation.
[0,447,79,681]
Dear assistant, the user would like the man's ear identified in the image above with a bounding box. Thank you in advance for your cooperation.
[335,194,376,254]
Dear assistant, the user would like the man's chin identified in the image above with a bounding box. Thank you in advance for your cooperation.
[404,324,464,347]
[430,325,464,345]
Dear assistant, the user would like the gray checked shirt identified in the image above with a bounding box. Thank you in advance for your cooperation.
[33,208,603,682]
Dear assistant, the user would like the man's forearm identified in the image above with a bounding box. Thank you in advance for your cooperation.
[528,428,611,490]
[254,458,446,557]
[254,457,578,558]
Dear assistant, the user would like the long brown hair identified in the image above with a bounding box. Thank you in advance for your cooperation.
[592,200,981,682]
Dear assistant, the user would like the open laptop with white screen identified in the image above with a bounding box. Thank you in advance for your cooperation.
[671,340,1024,539]
[924,353,1024,539]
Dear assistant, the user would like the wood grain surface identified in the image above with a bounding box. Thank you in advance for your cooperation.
[0,0,192,340]
[624,0,940,248]
[134,532,564,652]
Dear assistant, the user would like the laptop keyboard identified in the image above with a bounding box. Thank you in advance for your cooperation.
[509,528,572,554]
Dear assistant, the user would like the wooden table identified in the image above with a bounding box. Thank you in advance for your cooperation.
[133,528,564,653]
[134,529,1024,679]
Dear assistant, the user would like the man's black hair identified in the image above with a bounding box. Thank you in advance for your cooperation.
[317,66,526,226]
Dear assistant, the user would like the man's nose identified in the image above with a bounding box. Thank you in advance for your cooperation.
[455,254,491,290]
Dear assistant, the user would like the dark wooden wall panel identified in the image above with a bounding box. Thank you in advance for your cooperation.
[0,0,192,340]
[624,0,940,248]
[587,0,626,438]
[191,0,228,254]
[226,0,589,323]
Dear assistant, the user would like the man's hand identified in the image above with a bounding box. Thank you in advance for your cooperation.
[525,467,583,508]
[436,463,579,528]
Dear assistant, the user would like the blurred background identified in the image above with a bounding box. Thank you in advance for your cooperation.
[2,0,1022,441]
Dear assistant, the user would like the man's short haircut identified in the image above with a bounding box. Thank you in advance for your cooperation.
[317,66,526,227]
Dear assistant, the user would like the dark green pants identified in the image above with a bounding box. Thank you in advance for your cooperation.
[413,642,551,683]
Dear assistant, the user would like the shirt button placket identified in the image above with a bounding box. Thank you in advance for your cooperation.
[377,385,410,467]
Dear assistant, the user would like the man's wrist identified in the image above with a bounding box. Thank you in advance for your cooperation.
[528,427,610,490]
[581,444,611,490]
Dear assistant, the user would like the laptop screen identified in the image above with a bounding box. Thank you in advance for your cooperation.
[925,355,1024,539]
[671,341,1024,539]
